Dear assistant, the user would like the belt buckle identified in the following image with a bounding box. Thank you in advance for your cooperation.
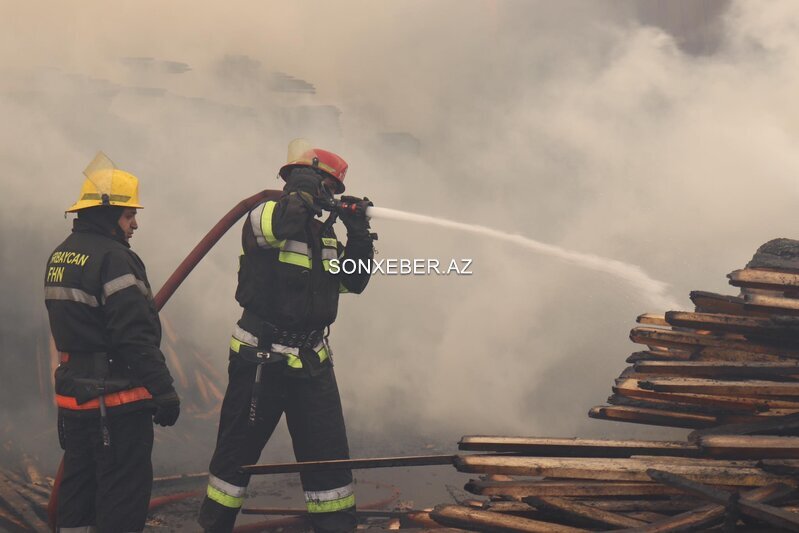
[255,350,274,362]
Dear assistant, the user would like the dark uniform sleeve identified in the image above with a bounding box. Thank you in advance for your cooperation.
[337,235,374,294]
[245,193,315,250]
[100,250,175,396]
[271,192,315,240]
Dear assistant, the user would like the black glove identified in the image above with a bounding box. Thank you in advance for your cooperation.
[152,390,181,427]
[339,196,373,240]
[284,167,323,196]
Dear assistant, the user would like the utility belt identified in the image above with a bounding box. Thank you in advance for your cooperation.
[55,351,152,449]
[55,351,151,407]
[238,309,328,350]
[264,323,325,350]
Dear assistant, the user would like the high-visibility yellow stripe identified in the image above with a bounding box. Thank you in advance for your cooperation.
[207,485,245,509]
[338,282,350,294]
[318,344,329,362]
[306,493,355,514]
[322,237,337,247]
[230,337,246,353]
[260,201,285,248]
[279,250,312,268]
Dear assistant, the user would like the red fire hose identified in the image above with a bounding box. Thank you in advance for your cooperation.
[47,189,280,531]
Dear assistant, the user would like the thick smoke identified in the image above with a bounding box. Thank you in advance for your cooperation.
[3,0,798,472]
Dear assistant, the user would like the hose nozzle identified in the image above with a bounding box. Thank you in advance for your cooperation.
[318,195,373,218]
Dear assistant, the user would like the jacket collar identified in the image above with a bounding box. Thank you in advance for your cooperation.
[72,218,130,248]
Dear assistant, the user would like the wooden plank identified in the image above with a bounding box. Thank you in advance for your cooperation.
[690,291,764,316]
[623,511,669,523]
[626,350,693,363]
[454,456,795,487]
[729,269,799,292]
[688,413,799,441]
[757,459,799,476]
[465,479,684,498]
[457,436,699,458]
[609,389,761,416]
[429,504,587,533]
[607,394,753,419]
[1,468,49,501]
[613,378,788,412]
[639,378,799,398]
[694,347,792,363]
[638,314,669,327]
[631,327,799,356]
[404,511,447,529]
[588,405,719,429]
[482,500,677,526]
[0,470,49,530]
[633,360,799,380]
[0,507,29,531]
[665,311,799,340]
[613,379,799,414]
[647,470,799,531]
[482,502,535,512]
[617,483,793,533]
[241,454,455,475]
[579,500,699,513]
[241,508,420,517]
[700,435,799,459]
[746,294,799,316]
[523,496,647,528]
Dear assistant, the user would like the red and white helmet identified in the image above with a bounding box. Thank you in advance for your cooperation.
[279,139,347,193]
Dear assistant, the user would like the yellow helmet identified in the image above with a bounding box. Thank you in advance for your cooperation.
[66,152,144,213]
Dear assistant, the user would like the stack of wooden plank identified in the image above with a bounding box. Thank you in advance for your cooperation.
[590,268,799,430]
[423,436,799,531]
[424,269,799,531]
[0,465,50,531]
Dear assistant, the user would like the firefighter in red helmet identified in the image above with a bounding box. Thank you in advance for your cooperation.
[199,140,375,533]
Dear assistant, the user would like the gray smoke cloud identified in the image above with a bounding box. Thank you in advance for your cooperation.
[5,0,798,473]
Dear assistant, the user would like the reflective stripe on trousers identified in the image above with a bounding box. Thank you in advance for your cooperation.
[206,474,247,509]
[304,482,356,513]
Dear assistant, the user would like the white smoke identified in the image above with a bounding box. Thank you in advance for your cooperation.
[3,1,799,468]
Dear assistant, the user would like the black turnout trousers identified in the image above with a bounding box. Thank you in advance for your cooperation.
[58,409,154,532]
[199,352,355,533]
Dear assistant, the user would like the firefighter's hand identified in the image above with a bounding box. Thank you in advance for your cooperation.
[284,168,322,196]
[152,391,181,427]
[340,197,373,240]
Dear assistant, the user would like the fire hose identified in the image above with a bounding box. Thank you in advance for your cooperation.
[47,188,280,531]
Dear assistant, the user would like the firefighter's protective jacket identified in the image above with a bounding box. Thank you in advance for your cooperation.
[44,218,175,415]
[236,191,373,329]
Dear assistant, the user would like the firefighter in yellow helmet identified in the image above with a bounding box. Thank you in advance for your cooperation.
[45,153,180,532]
[199,141,375,533]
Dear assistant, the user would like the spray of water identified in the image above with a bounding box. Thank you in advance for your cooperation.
[367,206,680,309]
